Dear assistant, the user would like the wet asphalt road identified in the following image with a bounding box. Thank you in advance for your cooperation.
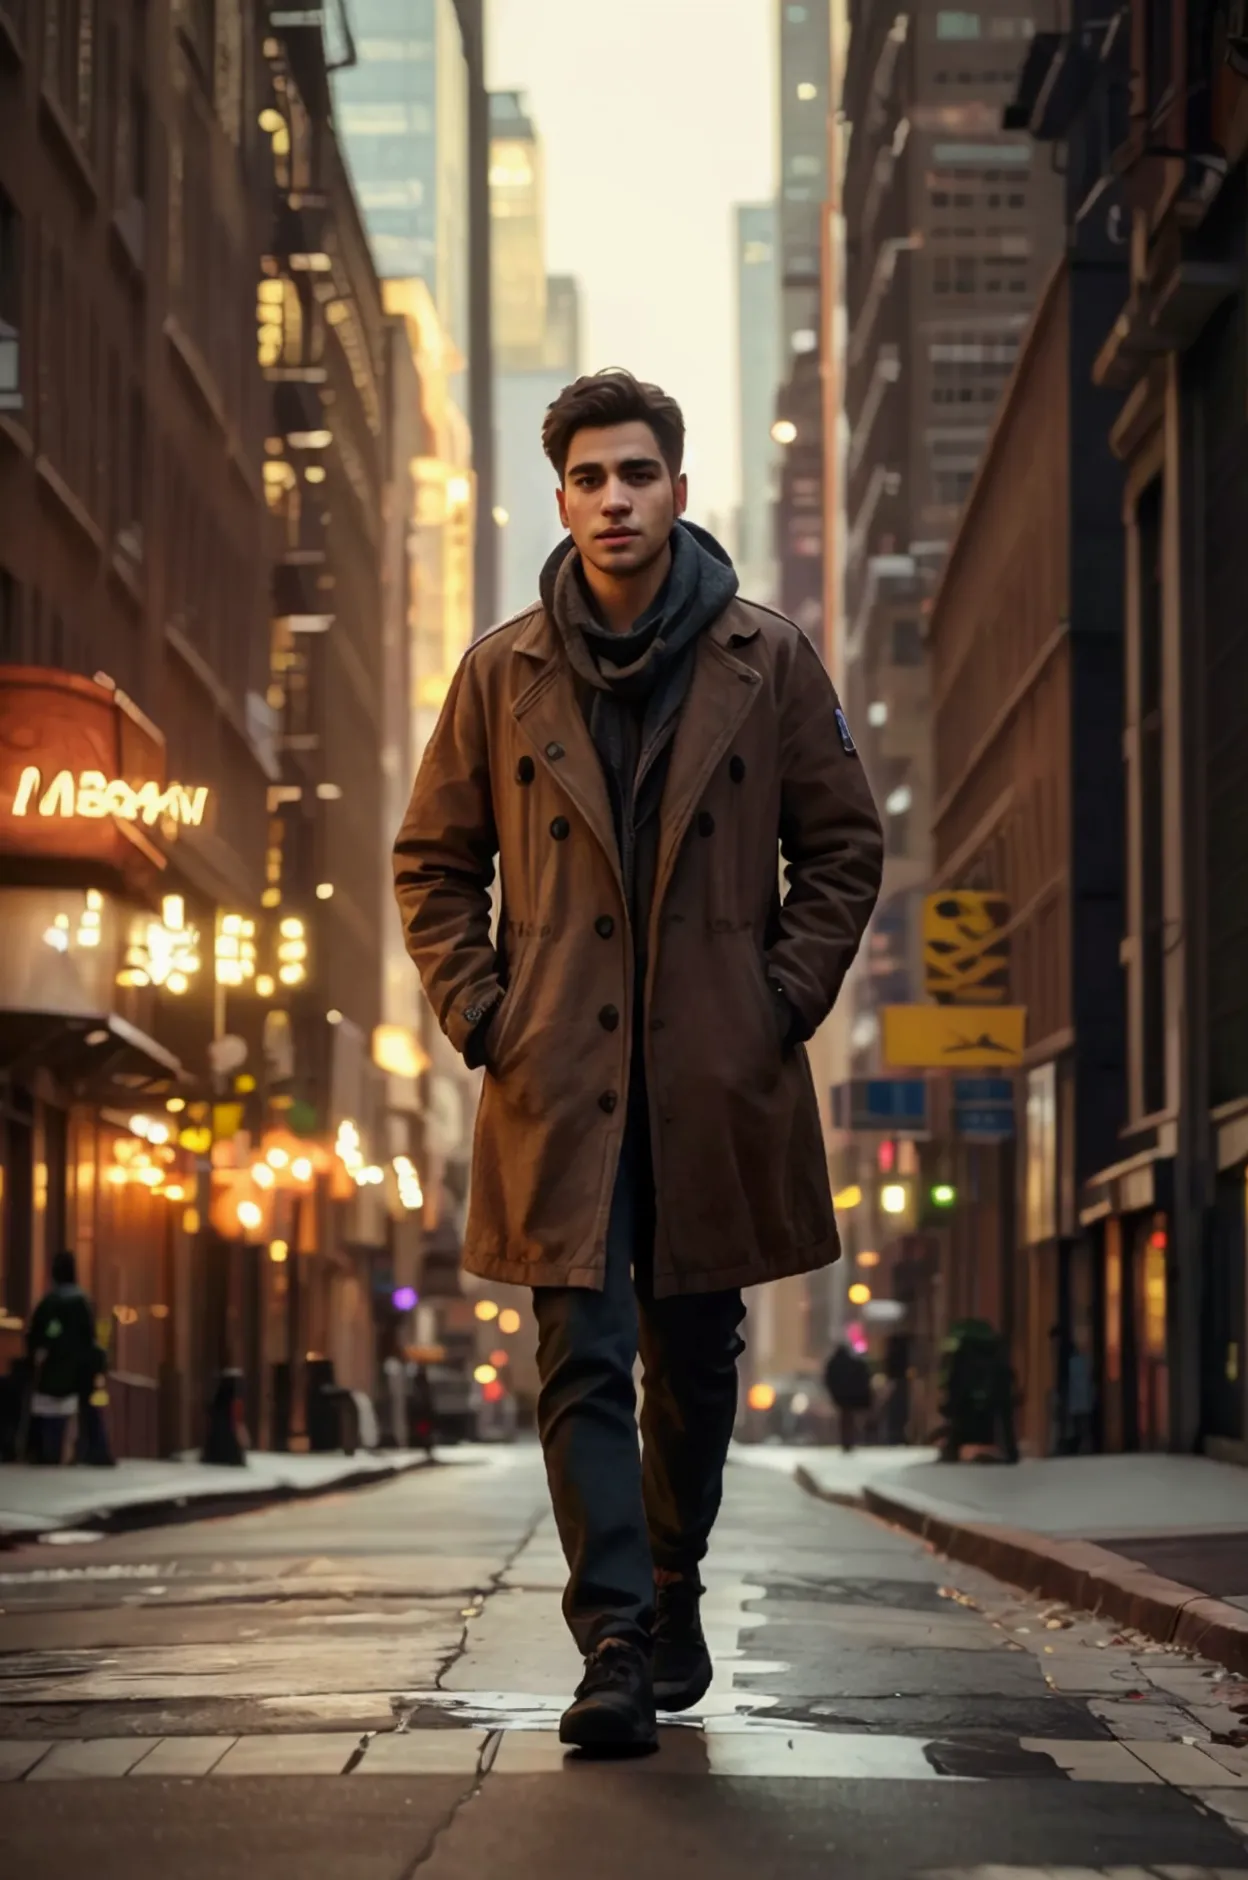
[1,1445,1247,1880]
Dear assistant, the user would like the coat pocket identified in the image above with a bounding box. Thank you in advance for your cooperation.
[484,941,540,1077]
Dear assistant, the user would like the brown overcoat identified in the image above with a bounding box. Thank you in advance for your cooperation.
[393,596,883,1297]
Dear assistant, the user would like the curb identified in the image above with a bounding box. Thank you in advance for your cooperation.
[0,1454,437,1549]
[854,1482,1248,1678]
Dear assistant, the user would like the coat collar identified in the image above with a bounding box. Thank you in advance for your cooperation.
[510,600,763,925]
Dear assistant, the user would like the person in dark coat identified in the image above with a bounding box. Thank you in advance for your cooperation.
[824,1342,873,1452]
[394,368,883,1753]
[25,1251,97,1465]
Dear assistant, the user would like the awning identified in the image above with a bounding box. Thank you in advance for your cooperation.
[0,1009,184,1101]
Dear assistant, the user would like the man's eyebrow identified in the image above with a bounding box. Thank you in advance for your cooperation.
[567,455,664,478]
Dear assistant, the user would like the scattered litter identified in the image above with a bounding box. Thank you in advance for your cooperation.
[38,1529,104,1546]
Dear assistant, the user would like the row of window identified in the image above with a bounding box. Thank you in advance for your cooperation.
[935,12,1034,40]
[0,568,91,674]
[26,230,146,543]
[934,257,1029,296]
[933,68,1027,85]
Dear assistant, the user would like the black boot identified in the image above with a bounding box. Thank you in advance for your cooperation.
[652,1576,713,1712]
[560,1639,657,1751]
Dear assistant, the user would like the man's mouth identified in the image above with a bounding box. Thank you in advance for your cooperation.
[597,528,639,543]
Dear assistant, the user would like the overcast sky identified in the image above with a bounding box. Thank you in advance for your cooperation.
[486,0,777,532]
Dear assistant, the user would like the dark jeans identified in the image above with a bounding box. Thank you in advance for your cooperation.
[532,1112,745,1656]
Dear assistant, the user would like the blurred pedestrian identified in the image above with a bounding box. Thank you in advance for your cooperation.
[939,1319,1019,1464]
[394,368,883,1752]
[25,1251,97,1466]
[824,1342,872,1452]
[408,1361,436,1460]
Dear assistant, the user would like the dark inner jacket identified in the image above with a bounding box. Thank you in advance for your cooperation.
[541,518,738,952]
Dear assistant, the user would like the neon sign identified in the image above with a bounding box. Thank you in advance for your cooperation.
[10,766,209,828]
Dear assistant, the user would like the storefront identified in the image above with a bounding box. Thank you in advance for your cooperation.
[1081,1148,1173,1454]
[0,666,286,1456]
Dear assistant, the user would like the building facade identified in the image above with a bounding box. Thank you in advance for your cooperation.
[734,203,782,607]
[827,0,1067,1401]
[488,90,581,621]
[1073,0,1248,1461]
[0,0,276,1454]
[925,249,1127,1454]
[774,0,832,648]
[332,0,469,380]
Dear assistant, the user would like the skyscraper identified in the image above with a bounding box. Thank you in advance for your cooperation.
[332,0,469,370]
[838,0,1064,1068]
[774,0,833,651]
[735,204,781,606]
[488,91,582,618]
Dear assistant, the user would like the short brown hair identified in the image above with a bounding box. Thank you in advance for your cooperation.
[541,368,685,481]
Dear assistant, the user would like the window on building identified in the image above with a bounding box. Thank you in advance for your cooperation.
[937,11,980,37]
[1024,1062,1057,1244]
[989,16,1035,36]
[892,619,923,667]
[1137,476,1166,1115]
[786,4,809,19]
[933,468,974,507]
[0,189,19,412]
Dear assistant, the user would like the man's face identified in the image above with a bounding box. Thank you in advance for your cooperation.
[556,421,687,578]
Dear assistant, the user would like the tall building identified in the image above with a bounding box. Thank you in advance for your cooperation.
[332,0,469,373]
[774,0,833,649]
[488,91,582,619]
[838,0,1063,1070]
[489,91,546,369]
[0,0,274,1454]
[824,2,1066,1402]
[734,204,781,606]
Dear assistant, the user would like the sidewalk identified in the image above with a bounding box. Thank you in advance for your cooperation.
[735,1443,1248,1674]
[0,1448,474,1544]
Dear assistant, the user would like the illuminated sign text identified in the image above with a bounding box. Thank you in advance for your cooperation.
[11,767,210,828]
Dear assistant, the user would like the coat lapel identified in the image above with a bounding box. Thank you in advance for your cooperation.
[652,628,762,921]
[511,616,625,902]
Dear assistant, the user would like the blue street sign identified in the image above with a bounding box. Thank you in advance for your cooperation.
[831,1078,929,1133]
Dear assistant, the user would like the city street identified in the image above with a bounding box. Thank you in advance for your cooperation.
[2,1451,1247,1879]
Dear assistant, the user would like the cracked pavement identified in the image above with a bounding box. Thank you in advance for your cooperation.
[0,1446,1246,1879]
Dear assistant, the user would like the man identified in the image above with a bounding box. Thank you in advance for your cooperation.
[25,1250,97,1465]
[394,369,882,1750]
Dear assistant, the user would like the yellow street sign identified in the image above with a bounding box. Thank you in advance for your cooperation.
[882,1004,1026,1069]
[923,891,1010,1004]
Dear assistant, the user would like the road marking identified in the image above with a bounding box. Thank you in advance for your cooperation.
[131,1737,238,1777]
[27,1739,152,1780]
[210,1733,364,1776]
[1,1730,1240,1784]
[0,1741,55,1782]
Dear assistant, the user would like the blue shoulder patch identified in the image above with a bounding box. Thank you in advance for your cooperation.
[834,707,857,755]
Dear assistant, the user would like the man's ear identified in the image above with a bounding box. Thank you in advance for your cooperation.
[556,483,570,530]
[674,472,688,519]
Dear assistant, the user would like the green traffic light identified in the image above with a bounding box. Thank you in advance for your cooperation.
[931,1182,956,1207]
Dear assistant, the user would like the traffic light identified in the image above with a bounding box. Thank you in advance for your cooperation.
[920,1179,959,1230]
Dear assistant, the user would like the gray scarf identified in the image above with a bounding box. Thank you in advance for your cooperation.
[543,522,739,904]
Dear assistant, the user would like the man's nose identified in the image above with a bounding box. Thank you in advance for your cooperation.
[601,480,632,513]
